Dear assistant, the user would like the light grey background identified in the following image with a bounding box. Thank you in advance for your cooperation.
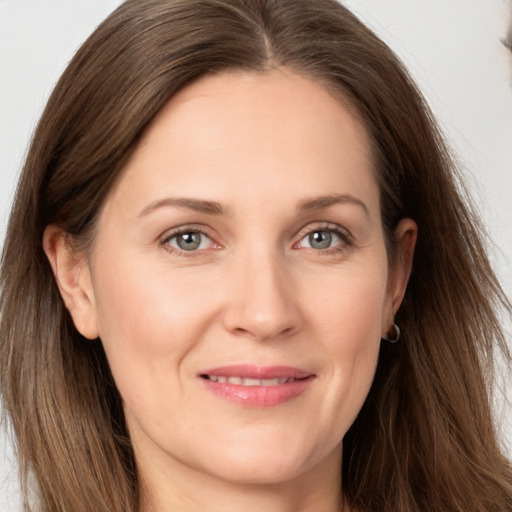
[1,1,511,510]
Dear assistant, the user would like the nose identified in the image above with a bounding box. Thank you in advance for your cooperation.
[222,249,303,341]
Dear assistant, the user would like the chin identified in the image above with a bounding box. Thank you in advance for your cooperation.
[203,457,312,486]
[194,434,337,486]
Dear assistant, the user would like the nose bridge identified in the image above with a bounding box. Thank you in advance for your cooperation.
[223,242,301,340]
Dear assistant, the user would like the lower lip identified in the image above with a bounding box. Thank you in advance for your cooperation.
[201,377,314,407]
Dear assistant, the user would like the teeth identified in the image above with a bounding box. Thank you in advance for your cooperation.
[243,378,261,386]
[206,375,292,386]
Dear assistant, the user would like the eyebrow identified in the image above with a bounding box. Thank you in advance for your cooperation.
[297,194,370,218]
[137,193,369,218]
[138,197,224,217]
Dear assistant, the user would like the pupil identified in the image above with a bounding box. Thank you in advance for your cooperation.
[178,232,201,250]
[309,230,332,249]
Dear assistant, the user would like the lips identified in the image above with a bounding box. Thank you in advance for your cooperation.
[198,365,315,407]
[203,375,293,386]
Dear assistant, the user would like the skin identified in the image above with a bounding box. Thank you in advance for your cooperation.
[44,68,416,512]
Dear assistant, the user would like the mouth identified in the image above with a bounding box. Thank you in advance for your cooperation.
[198,365,315,407]
[200,375,297,386]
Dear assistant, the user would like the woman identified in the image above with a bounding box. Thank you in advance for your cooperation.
[1,0,511,511]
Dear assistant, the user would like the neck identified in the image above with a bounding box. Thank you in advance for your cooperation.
[137,446,345,512]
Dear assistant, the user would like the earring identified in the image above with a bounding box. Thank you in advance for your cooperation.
[382,323,401,343]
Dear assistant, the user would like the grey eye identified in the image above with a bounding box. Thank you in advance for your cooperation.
[300,229,344,250]
[308,230,333,249]
[168,231,210,251]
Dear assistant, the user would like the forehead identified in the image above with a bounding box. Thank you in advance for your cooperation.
[105,68,379,219]
[143,68,369,159]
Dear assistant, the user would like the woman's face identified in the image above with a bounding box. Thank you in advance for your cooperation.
[50,69,415,490]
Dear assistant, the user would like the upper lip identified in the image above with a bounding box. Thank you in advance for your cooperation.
[198,365,314,380]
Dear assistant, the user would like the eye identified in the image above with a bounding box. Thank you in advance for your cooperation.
[298,227,348,251]
[165,230,213,252]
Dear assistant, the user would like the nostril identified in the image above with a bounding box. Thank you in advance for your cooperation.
[231,324,295,341]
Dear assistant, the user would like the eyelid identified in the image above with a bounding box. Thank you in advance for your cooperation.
[295,222,353,242]
[157,221,353,256]
[159,224,221,255]
[160,224,210,242]
[293,222,354,251]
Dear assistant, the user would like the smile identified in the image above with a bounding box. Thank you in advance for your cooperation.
[201,375,294,386]
[198,365,315,407]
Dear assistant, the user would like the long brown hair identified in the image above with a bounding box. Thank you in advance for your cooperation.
[1,1,511,511]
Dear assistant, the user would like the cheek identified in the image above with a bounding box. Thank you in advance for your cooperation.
[90,254,218,403]
[309,260,388,344]
[304,262,387,430]
[94,253,210,340]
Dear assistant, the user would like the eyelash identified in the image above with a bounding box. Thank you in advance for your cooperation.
[160,223,353,257]
[295,223,353,255]
[160,226,217,258]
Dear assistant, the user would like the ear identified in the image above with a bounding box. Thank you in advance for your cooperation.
[43,224,99,339]
[382,218,417,332]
